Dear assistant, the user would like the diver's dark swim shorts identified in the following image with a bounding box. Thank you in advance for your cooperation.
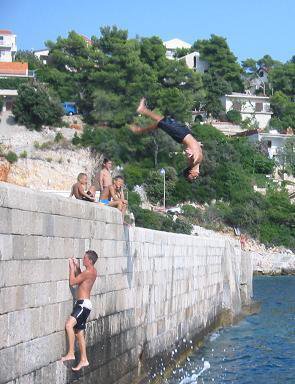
[157,117,191,143]
[71,299,92,331]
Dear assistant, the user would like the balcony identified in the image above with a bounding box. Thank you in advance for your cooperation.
[0,41,13,48]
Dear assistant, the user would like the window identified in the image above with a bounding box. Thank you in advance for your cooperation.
[0,36,3,40]
[255,102,263,112]
[193,55,197,69]
[267,140,272,148]
[232,101,242,111]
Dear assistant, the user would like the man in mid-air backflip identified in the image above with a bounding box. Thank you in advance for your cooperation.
[129,98,203,181]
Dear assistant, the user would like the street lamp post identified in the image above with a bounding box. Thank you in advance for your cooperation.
[160,168,166,211]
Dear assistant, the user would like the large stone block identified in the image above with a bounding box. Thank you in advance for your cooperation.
[0,331,65,384]
[0,234,13,261]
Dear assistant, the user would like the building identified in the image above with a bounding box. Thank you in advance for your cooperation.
[34,49,49,65]
[0,62,35,78]
[0,89,18,112]
[246,130,294,160]
[220,92,272,129]
[163,38,191,59]
[178,51,208,73]
[0,30,17,62]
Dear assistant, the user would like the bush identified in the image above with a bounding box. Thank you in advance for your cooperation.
[226,110,242,124]
[144,167,177,206]
[0,96,4,112]
[54,132,64,143]
[172,218,193,234]
[123,164,149,189]
[182,204,198,218]
[127,191,141,208]
[5,151,18,163]
[19,150,28,158]
[12,83,63,131]
[132,207,164,231]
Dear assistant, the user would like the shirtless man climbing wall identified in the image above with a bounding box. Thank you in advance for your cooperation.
[61,251,98,371]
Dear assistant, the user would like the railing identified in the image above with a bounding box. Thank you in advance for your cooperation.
[0,41,11,47]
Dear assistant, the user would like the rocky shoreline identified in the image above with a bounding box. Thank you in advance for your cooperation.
[251,250,295,275]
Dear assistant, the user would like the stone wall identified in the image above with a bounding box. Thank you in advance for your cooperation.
[0,182,253,384]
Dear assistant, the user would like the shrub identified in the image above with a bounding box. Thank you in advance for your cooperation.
[19,151,28,158]
[226,110,242,124]
[0,96,4,112]
[132,207,164,231]
[144,166,177,205]
[12,83,63,131]
[172,218,193,234]
[127,191,141,208]
[54,132,64,143]
[123,164,149,189]
[182,204,198,217]
[5,151,18,163]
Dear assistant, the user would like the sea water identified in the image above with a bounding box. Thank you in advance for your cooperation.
[166,276,295,383]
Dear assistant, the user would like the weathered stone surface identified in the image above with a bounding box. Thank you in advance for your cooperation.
[0,182,252,384]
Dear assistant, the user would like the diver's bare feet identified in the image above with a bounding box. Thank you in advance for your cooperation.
[72,360,89,371]
[136,98,146,114]
[61,353,75,362]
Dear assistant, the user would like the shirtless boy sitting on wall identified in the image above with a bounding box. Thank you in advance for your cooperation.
[99,175,128,219]
[70,173,95,202]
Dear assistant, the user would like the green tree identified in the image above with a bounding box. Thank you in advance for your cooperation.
[270,91,295,131]
[0,96,4,112]
[193,34,244,92]
[276,137,295,176]
[15,50,42,70]
[269,61,295,97]
[144,167,178,205]
[39,27,204,125]
[12,83,63,130]
[192,34,243,117]
[226,110,242,124]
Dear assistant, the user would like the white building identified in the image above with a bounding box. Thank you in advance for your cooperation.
[247,130,294,160]
[0,89,18,112]
[0,30,17,62]
[34,49,49,65]
[221,92,272,129]
[178,51,208,73]
[164,38,191,59]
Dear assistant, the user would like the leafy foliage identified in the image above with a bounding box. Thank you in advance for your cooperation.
[5,151,18,163]
[12,84,63,131]
[226,110,242,124]
[192,34,244,117]
[270,91,295,131]
[15,50,43,70]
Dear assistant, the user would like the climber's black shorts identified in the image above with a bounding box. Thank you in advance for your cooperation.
[158,117,191,143]
[71,299,92,331]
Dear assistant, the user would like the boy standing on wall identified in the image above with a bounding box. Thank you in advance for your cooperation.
[61,251,98,371]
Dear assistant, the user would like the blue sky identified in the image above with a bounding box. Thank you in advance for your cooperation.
[1,0,294,63]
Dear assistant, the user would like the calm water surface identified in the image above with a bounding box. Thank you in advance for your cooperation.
[166,276,295,384]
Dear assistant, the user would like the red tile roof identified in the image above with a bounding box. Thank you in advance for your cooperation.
[79,34,92,45]
[0,30,13,35]
[0,62,28,75]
